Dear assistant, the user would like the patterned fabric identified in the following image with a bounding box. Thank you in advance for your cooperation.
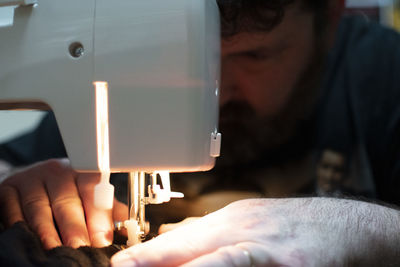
[0,222,122,267]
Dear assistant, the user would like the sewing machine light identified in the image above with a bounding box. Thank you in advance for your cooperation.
[93,81,114,210]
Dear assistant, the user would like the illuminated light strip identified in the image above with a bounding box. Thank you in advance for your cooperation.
[94,81,110,180]
[93,81,114,210]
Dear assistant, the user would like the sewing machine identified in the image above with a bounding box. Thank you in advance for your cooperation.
[0,0,221,246]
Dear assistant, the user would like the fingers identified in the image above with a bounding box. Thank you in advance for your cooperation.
[45,163,90,248]
[182,243,278,267]
[14,171,62,249]
[111,214,234,267]
[112,239,274,267]
[113,199,128,223]
[111,226,198,266]
[77,173,113,248]
[158,217,199,234]
[181,245,254,267]
[0,185,24,227]
[2,159,92,249]
[1,158,122,249]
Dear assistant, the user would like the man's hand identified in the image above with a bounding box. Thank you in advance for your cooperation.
[111,198,400,267]
[0,158,127,249]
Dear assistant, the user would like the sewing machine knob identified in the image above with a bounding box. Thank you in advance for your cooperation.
[69,42,84,58]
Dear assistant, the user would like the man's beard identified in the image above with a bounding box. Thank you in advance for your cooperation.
[216,44,326,171]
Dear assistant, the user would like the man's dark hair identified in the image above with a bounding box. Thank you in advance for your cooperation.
[217,0,328,37]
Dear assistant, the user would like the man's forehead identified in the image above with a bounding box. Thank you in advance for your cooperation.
[221,33,279,55]
[221,2,312,54]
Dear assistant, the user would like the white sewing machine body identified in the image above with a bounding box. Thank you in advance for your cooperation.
[0,0,221,173]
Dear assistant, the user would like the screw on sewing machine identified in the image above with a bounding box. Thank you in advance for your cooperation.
[69,42,84,58]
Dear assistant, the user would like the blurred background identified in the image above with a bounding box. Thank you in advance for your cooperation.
[346,0,400,30]
[0,0,399,143]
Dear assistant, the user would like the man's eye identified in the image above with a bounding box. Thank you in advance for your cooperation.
[242,52,268,60]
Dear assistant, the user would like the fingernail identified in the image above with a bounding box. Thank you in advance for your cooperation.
[70,238,88,248]
[93,236,111,247]
[111,253,137,267]
[93,234,112,247]
[43,237,61,250]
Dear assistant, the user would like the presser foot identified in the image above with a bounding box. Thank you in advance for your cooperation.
[114,219,149,247]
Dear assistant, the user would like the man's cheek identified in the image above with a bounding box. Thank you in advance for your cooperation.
[252,87,291,117]
[244,72,294,117]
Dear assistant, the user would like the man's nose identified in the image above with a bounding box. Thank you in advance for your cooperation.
[325,168,335,180]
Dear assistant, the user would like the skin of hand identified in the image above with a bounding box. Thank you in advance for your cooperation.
[158,217,200,234]
[111,198,400,267]
[0,158,127,249]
